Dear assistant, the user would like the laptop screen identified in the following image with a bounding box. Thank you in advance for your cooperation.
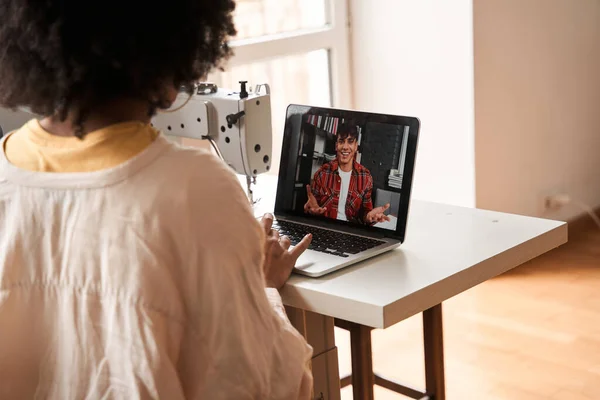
[275,104,419,241]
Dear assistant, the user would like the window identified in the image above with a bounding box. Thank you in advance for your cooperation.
[208,0,352,175]
[233,0,328,40]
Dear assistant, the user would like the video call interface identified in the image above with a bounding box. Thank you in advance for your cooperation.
[279,109,410,232]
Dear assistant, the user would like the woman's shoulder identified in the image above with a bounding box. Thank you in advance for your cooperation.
[153,140,241,189]
[155,140,258,223]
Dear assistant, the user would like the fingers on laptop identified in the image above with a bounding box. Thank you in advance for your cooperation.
[280,235,291,250]
[261,213,273,233]
[289,234,312,260]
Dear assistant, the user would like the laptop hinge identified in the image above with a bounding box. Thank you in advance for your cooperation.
[273,213,392,240]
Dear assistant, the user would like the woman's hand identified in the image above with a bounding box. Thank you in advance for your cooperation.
[260,213,312,289]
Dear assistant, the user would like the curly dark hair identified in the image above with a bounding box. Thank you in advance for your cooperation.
[336,121,359,140]
[0,0,236,137]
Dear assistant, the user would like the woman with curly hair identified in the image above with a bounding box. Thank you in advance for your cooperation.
[0,0,313,398]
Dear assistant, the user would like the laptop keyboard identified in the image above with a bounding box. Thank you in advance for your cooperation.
[271,220,386,258]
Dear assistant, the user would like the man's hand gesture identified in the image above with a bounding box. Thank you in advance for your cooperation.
[303,185,327,216]
[365,203,391,224]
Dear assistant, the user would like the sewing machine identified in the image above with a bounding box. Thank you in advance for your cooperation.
[151,81,273,203]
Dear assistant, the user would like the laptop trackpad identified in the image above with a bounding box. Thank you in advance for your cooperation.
[293,249,345,273]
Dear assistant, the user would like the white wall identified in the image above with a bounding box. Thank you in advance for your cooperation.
[474,0,600,220]
[349,0,475,207]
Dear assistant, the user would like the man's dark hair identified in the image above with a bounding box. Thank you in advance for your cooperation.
[0,0,236,136]
[336,121,359,140]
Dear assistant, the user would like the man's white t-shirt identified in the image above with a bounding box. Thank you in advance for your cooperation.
[0,133,313,399]
[337,167,352,221]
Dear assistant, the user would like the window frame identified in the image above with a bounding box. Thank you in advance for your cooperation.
[208,0,353,109]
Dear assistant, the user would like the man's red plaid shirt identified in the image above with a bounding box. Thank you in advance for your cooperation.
[309,160,374,224]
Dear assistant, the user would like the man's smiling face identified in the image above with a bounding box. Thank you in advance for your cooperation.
[336,134,358,169]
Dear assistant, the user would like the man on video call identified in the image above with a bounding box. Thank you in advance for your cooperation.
[304,122,391,225]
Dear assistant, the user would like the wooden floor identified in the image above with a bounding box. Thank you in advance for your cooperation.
[336,225,600,399]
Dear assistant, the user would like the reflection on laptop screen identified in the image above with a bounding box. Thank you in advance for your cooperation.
[277,105,414,234]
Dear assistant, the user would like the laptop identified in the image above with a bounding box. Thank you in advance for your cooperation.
[273,104,420,277]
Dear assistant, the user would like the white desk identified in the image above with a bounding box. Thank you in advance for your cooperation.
[244,175,568,400]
